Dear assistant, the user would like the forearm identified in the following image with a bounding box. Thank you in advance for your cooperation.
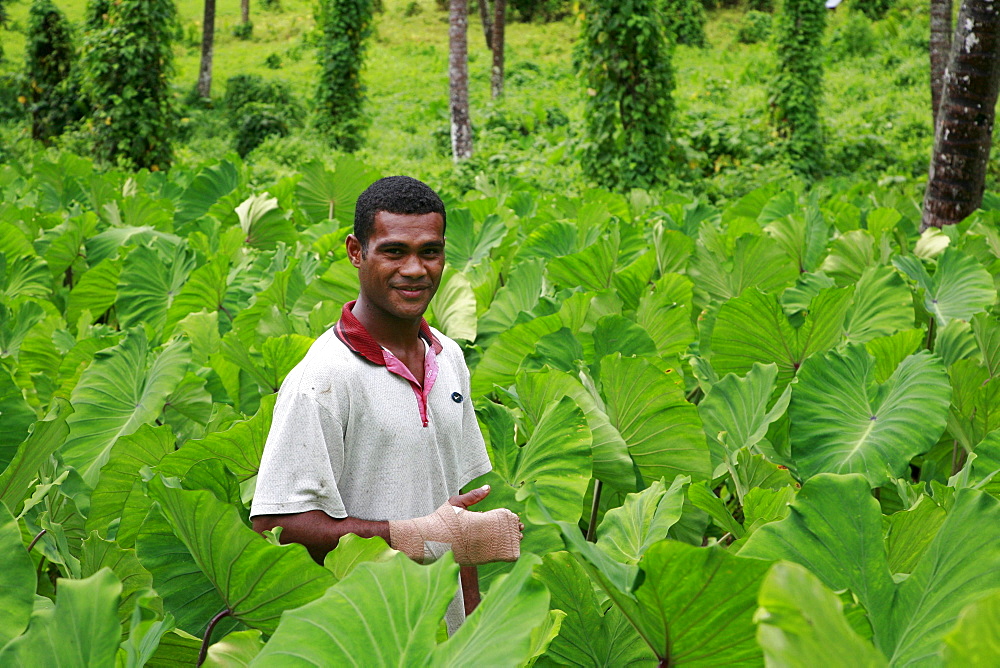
[252,510,389,564]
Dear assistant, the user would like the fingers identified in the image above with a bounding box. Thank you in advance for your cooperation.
[449,484,491,509]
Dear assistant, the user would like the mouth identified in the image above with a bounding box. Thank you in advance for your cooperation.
[392,285,431,299]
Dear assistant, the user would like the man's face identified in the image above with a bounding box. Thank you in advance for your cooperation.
[347,210,446,322]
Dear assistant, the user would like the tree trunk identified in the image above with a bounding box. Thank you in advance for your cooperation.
[478,0,493,51]
[196,0,216,98]
[449,0,472,161]
[922,0,1000,230]
[930,0,952,126]
[241,0,250,24]
[491,0,506,99]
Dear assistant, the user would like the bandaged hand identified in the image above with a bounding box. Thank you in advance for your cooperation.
[389,501,522,565]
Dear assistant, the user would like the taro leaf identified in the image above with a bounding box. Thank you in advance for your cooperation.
[790,347,950,486]
[588,315,657,380]
[444,208,508,271]
[688,481,744,538]
[323,534,398,583]
[689,233,798,307]
[136,504,241,639]
[146,629,203,666]
[947,358,1000,452]
[942,590,1000,666]
[429,267,477,342]
[632,541,770,665]
[893,248,996,327]
[0,365,36,472]
[81,531,157,622]
[711,286,853,390]
[865,329,924,384]
[842,265,915,344]
[116,244,197,333]
[971,312,1000,379]
[547,231,618,293]
[295,157,377,226]
[471,312,563,395]
[0,300,45,358]
[175,160,242,226]
[600,354,711,485]
[756,562,888,668]
[85,226,183,266]
[121,590,175,668]
[884,496,947,576]
[0,500,35,648]
[164,255,230,336]
[732,485,795,549]
[146,476,336,635]
[477,259,544,343]
[0,568,122,668]
[762,203,830,273]
[161,372,213,443]
[1,253,51,301]
[698,363,790,465]
[636,273,696,358]
[535,551,655,667]
[204,630,265,668]
[235,193,297,250]
[62,330,189,486]
[739,474,895,638]
[0,398,71,514]
[252,553,549,668]
[595,475,689,565]
[220,332,311,393]
[87,423,175,539]
[157,393,274,482]
[971,429,1000,496]
[935,319,978,368]
[512,367,634,490]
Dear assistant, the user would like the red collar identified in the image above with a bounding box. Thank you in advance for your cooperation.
[334,300,443,366]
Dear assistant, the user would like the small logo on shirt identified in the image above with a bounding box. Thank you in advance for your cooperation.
[452,392,463,403]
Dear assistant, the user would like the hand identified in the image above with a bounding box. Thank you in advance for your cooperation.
[449,484,525,537]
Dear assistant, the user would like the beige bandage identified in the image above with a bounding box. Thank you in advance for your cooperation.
[389,502,521,565]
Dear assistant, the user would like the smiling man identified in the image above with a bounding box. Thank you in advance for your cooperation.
[250,176,522,633]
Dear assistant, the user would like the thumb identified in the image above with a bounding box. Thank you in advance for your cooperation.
[449,484,491,509]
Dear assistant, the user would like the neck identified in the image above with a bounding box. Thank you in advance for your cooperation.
[351,295,423,350]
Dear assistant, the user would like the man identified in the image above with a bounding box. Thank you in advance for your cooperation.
[251,175,523,633]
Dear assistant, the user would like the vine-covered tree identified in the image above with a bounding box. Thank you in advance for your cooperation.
[930,0,951,125]
[84,0,110,29]
[81,0,176,170]
[576,0,674,190]
[449,0,472,160]
[196,0,216,98]
[769,0,825,176]
[922,0,1000,229]
[663,0,707,48]
[314,0,373,152]
[25,0,79,140]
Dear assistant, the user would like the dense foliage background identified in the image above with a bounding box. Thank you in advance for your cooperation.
[1,0,1000,666]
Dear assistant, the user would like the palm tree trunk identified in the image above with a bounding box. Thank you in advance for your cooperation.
[491,0,506,99]
[196,0,216,98]
[922,0,1000,229]
[930,0,952,126]
[478,0,493,50]
[241,0,250,24]
[449,0,472,160]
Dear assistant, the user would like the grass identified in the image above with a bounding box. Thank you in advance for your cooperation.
[0,0,948,201]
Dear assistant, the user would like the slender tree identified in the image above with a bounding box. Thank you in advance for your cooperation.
[930,0,952,125]
[314,0,374,151]
[449,0,472,160]
[478,0,493,50]
[491,0,506,99]
[242,0,250,24]
[922,0,1000,229]
[769,0,825,176]
[25,0,77,140]
[196,0,216,98]
[576,0,674,190]
[81,0,176,169]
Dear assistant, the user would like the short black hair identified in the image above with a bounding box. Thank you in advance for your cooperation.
[354,176,446,253]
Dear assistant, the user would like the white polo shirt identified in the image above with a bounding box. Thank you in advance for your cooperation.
[251,302,492,630]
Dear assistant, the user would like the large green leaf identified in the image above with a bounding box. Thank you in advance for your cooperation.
[0,568,122,668]
[756,562,888,668]
[164,255,230,336]
[790,347,950,486]
[62,330,189,486]
[0,365,36,472]
[636,274,696,358]
[689,233,798,307]
[429,267,477,342]
[175,160,242,226]
[711,286,852,389]
[81,531,156,622]
[145,476,335,635]
[236,193,297,250]
[471,312,563,395]
[942,590,1000,666]
[116,244,196,333]
[843,265,915,344]
[547,233,618,292]
[535,551,655,667]
[600,354,711,485]
[946,358,1000,452]
[477,259,544,343]
[0,500,35,648]
[87,423,175,540]
[0,398,71,513]
[295,157,377,226]
[595,476,688,565]
[444,208,508,271]
[893,248,997,327]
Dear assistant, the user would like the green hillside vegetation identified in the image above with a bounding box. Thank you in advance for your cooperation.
[1,0,937,200]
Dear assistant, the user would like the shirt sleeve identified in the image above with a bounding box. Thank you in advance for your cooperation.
[458,358,492,489]
[250,389,348,519]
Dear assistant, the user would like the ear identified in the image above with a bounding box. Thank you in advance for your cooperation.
[346,234,363,268]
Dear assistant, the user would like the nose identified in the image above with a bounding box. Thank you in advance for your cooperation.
[399,252,426,278]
